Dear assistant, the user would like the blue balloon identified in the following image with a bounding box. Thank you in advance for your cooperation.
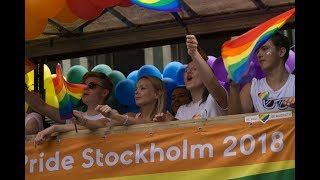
[163,61,183,81]
[115,79,136,106]
[137,65,162,80]
[127,70,138,83]
[162,77,178,111]
[176,64,187,85]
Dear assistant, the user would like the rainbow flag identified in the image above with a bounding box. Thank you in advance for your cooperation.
[52,64,86,120]
[221,8,295,83]
[25,58,36,74]
[131,0,181,12]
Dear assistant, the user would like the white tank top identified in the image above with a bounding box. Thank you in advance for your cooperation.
[250,74,295,112]
[65,113,108,124]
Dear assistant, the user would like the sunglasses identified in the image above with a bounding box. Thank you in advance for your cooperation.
[87,82,106,89]
[262,98,287,110]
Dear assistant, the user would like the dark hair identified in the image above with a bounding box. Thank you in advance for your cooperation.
[83,72,113,100]
[173,86,192,101]
[200,88,209,106]
[76,72,114,111]
[270,32,290,63]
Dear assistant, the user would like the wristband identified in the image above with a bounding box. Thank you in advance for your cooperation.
[123,115,129,125]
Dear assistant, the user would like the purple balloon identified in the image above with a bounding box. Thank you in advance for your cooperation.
[206,55,217,70]
[211,56,228,83]
[285,50,295,73]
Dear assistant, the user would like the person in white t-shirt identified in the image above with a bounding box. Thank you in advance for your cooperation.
[153,35,229,121]
[228,32,295,114]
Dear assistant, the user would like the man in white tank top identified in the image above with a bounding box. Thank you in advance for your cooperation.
[228,32,295,114]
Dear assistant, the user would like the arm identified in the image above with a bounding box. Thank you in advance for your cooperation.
[228,79,243,115]
[34,123,87,146]
[239,83,254,113]
[186,35,228,109]
[95,105,150,125]
[25,87,64,124]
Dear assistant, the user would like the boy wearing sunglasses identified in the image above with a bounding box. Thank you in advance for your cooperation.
[25,72,114,145]
[228,32,295,114]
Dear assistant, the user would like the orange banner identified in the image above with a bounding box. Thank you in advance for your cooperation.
[25,116,294,180]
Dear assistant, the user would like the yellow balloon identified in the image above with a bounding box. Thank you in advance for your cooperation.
[25,102,29,112]
[26,70,34,90]
[25,64,52,90]
[44,75,59,108]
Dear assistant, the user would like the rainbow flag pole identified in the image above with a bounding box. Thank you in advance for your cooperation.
[221,8,295,83]
[52,64,86,132]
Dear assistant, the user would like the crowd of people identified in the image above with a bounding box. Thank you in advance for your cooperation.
[25,32,295,146]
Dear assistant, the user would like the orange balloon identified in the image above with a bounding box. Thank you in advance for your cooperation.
[25,11,48,40]
[26,0,66,19]
[53,4,79,23]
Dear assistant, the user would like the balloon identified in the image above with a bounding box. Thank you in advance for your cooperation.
[137,65,162,80]
[115,79,136,106]
[162,78,177,111]
[26,71,34,90]
[89,0,122,8]
[44,75,59,108]
[25,102,29,113]
[67,65,88,84]
[53,4,79,23]
[163,61,183,81]
[66,0,104,20]
[211,56,228,83]
[285,50,295,73]
[176,64,187,86]
[25,64,52,89]
[206,55,217,70]
[127,70,138,83]
[91,64,112,76]
[108,70,126,93]
[118,0,134,7]
[25,10,47,40]
[25,74,30,86]
[26,0,65,19]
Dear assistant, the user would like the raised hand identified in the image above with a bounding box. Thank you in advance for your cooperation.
[186,35,198,56]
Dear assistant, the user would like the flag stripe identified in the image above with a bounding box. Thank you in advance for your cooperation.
[93,160,294,180]
[52,63,85,120]
[221,8,295,83]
